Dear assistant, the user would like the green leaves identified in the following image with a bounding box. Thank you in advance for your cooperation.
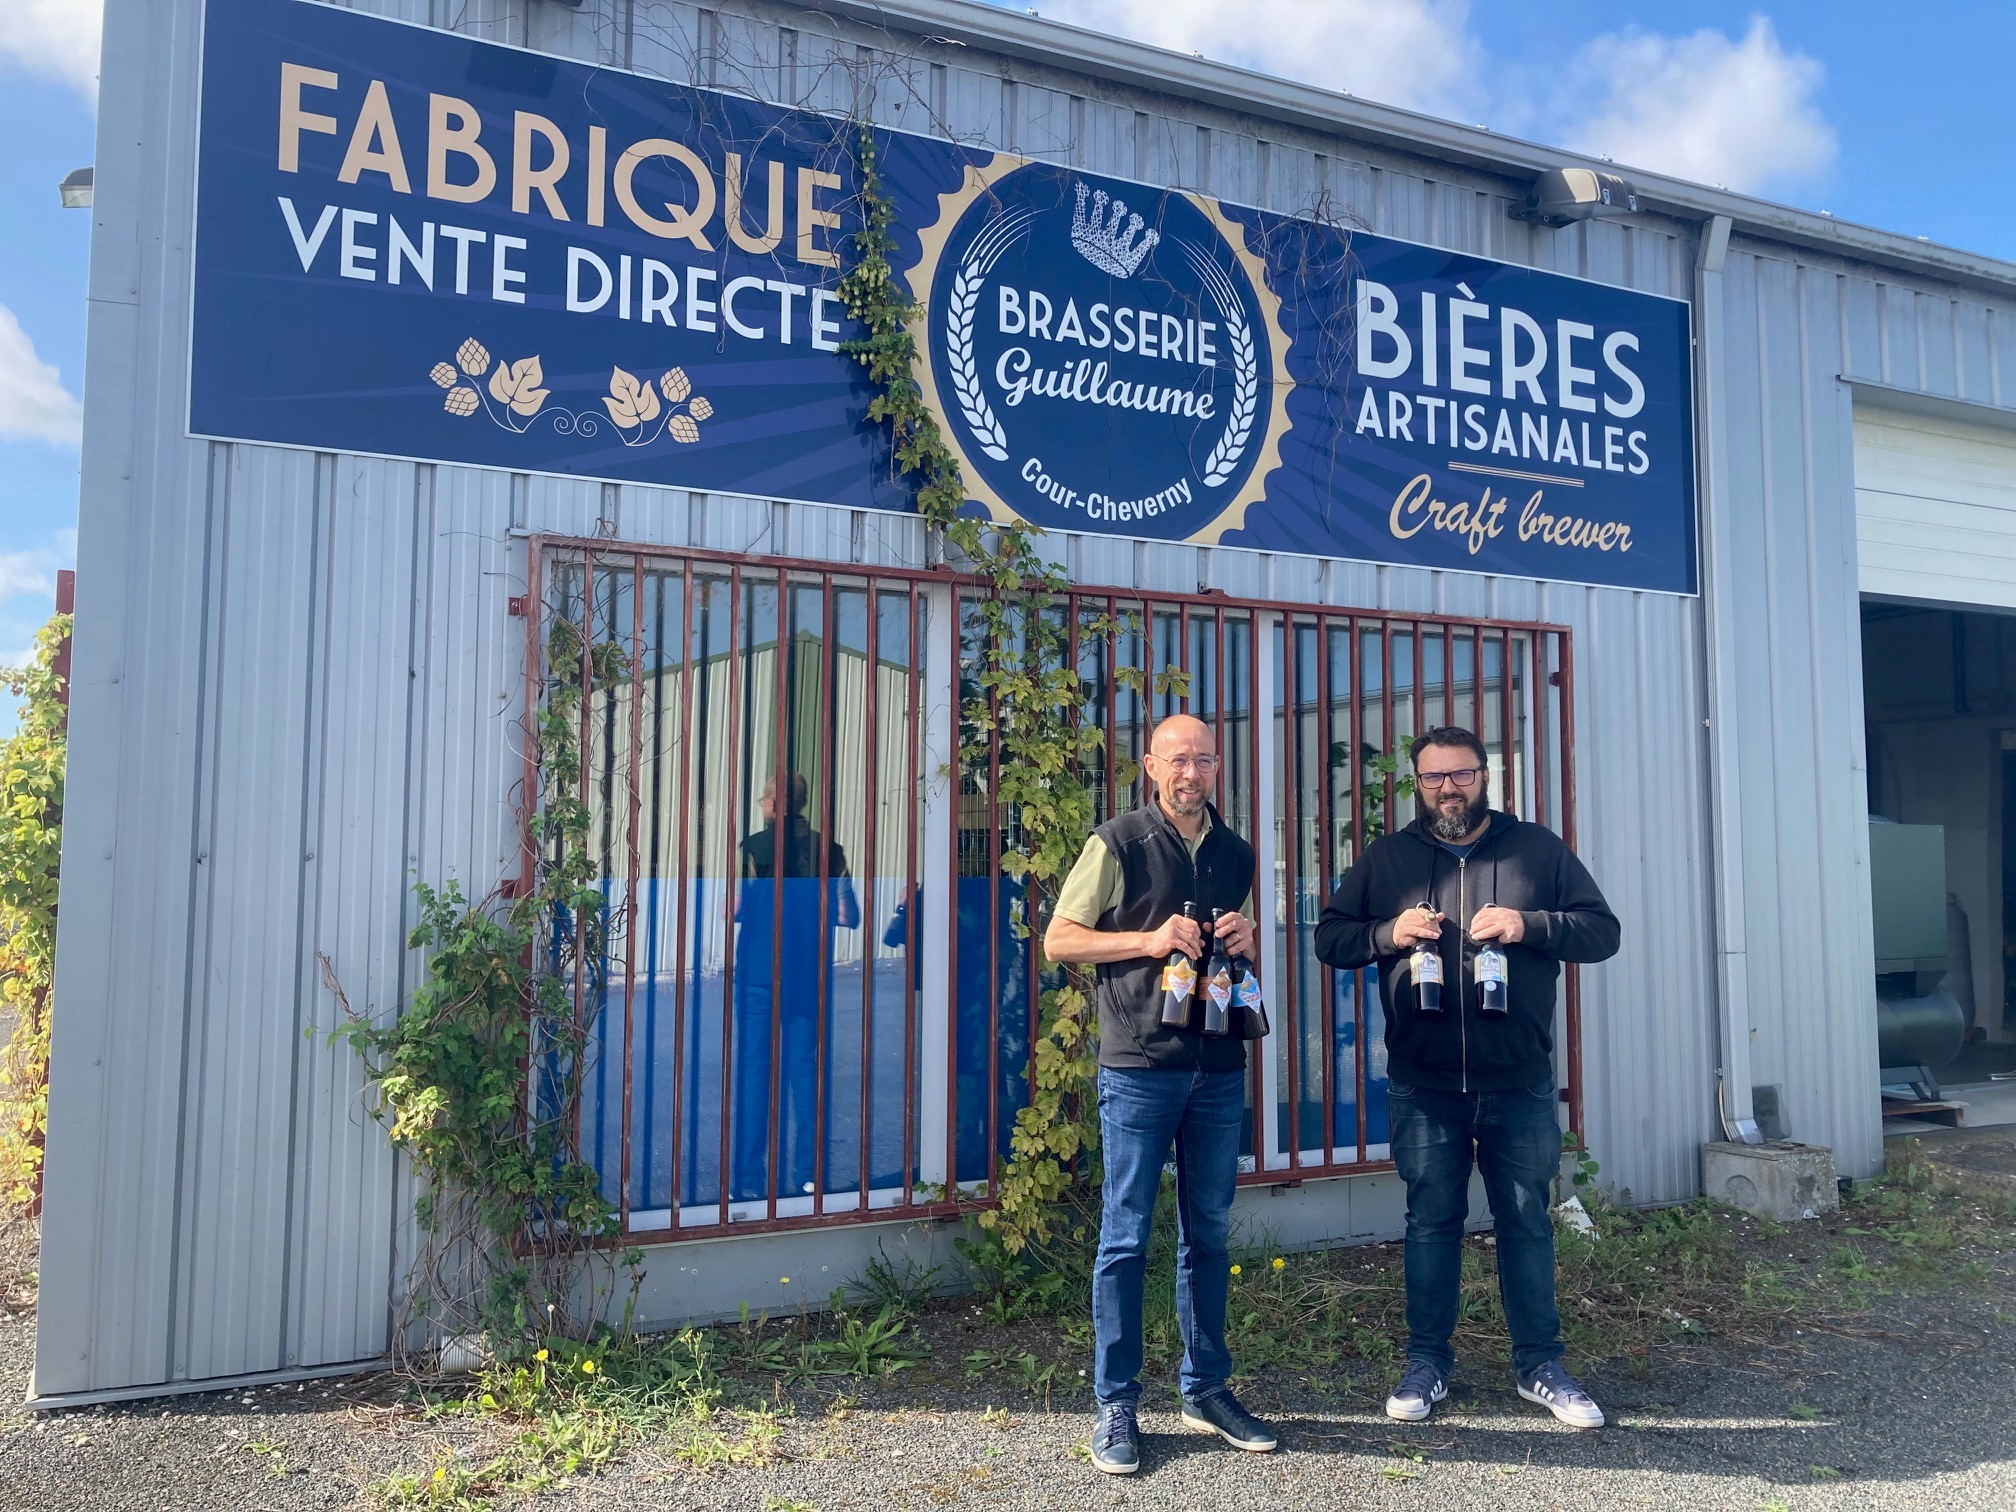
[331,615,630,1346]
[0,610,68,1209]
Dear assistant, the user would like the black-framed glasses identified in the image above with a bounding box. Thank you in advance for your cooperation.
[1416,768,1481,790]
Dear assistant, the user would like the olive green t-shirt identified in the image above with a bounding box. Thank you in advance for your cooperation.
[1052,811,1256,929]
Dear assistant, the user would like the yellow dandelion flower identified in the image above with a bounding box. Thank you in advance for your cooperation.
[1230,1264,1242,1276]
[534,1348,548,1362]
[581,1360,597,1375]
[433,1467,446,1483]
[780,1276,791,1284]
[1272,1257,1286,1271]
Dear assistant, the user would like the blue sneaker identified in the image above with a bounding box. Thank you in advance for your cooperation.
[1385,1359,1448,1422]
[1089,1400,1140,1474]
[1180,1389,1277,1452]
[1518,1359,1605,1428]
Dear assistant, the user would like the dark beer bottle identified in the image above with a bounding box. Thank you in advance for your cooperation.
[1412,904,1445,1018]
[1159,901,1202,1028]
[1230,950,1269,1039]
[1476,942,1509,1017]
[1201,908,1233,1035]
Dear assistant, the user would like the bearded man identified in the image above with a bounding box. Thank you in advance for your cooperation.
[1314,726,1620,1431]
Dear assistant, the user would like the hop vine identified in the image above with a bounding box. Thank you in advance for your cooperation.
[324,610,636,1353]
[839,126,1185,1252]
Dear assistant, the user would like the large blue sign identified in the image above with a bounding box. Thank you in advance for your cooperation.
[190,0,1698,593]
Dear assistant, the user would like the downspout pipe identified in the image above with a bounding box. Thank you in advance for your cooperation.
[1693,213,1763,1146]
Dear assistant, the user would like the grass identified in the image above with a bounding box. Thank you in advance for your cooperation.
[362,1140,2016,1507]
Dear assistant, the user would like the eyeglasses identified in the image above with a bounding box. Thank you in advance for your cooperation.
[1416,768,1481,790]
[1154,755,1220,775]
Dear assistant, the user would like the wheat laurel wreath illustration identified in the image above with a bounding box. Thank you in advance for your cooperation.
[427,338,715,448]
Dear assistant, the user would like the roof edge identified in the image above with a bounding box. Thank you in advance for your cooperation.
[818,0,2016,297]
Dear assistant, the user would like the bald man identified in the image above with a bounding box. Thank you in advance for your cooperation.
[1046,713,1275,1473]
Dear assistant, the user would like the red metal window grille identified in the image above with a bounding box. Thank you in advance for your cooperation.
[525,537,1579,1242]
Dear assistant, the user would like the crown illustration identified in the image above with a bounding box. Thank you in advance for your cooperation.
[1070,180,1160,279]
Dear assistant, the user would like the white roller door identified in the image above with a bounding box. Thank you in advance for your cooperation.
[1854,406,2016,610]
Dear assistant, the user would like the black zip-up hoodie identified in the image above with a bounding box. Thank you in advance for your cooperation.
[1313,812,1619,1093]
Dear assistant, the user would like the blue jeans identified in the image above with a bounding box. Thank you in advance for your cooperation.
[1389,1076,1565,1377]
[1092,1066,1246,1406]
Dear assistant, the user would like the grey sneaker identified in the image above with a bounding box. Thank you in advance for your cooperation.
[1089,1400,1140,1474]
[1385,1359,1448,1422]
[1518,1359,1605,1428]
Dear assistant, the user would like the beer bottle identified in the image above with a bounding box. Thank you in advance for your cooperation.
[1231,950,1269,1040]
[1159,901,1202,1029]
[1412,903,1445,1018]
[1476,941,1509,1017]
[1201,908,1233,1035]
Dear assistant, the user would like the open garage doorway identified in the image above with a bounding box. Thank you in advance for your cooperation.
[1861,602,2016,1121]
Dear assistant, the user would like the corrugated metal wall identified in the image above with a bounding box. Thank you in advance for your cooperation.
[41,0,2016,1399]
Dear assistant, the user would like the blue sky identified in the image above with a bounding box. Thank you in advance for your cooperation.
[1,0,2011,676]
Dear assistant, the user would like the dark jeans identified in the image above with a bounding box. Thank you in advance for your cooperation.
[1092,1066,1245,1405]
[1389,1076,1565,1377]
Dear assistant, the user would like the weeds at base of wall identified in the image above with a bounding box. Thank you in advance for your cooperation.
[355,1145,2016,1507]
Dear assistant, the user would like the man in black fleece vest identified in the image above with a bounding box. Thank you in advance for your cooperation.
[1316,726,1619,1431]
[1045,714,1275,1474]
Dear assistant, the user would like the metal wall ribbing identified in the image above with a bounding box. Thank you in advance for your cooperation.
[38,0,2016,1399]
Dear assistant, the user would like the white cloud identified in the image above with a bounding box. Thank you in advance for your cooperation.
[1548,19,1835,196]
[1034,1,1834,199]
[1044,0,1483,119]
[0,0,101,96]
[0,305,83,449]
[0,550,65,602]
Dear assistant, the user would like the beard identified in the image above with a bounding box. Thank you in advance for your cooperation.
[1161,782,1208,818]
[1424,780,1490,841]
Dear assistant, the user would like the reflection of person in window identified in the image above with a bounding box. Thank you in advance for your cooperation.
[731,771,858,1204]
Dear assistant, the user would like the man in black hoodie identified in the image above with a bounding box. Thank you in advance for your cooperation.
[1315,726,1619,1431]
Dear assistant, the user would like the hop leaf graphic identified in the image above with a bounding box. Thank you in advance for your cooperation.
[689,396,714,422]
[429,363,458,389]
[456,338,491,376]
[603,366,661,429]
[444,387,479,417]
[488,355,550,418]
[668,414,700,444]
[659,368,691,403]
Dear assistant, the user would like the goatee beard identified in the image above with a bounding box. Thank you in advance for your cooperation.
[1427,788,1489,841]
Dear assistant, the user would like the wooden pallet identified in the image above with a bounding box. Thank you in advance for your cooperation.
[1881,1099,1966,1128]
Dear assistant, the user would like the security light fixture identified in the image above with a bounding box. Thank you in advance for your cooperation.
[1508,166,1638,229]
[59,167,93,209]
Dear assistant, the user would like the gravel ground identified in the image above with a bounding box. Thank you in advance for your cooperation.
[5,1211,2016,1510]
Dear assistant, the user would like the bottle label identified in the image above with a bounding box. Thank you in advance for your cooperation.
[1475,949,1507,986]
[1161,958,1197,1001]
[1414,949,1443,985]
[1207,968,1233,1012]
[1233,976,1264,1012]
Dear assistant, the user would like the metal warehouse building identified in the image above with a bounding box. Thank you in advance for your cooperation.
[34,0,2016,1403]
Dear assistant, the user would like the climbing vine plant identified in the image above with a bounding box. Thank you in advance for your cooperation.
[327,610,633,1351]
[0,611,70,1214]
[838,126,1187,1252]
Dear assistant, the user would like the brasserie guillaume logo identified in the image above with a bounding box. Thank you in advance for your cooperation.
[912,158,1293,543]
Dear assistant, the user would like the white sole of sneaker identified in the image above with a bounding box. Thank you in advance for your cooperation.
[1385,1381,1447,1422]
[1091,1455,1139,1476]
[1180,1411,1277,1452]
[1518,1383,1604,1429]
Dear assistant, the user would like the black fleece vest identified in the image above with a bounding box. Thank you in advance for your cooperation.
[1091,802,1255,1071]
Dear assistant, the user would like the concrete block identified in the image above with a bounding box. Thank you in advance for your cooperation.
[1701,1141,1839,1221]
